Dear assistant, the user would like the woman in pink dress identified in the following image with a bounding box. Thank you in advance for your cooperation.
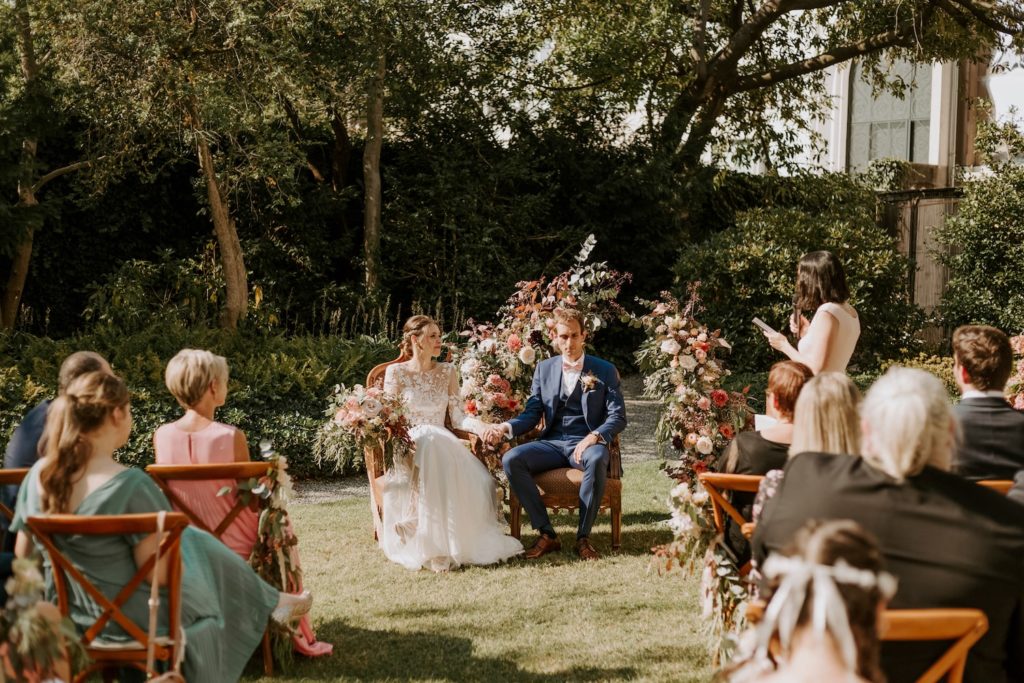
[154,348,331,658]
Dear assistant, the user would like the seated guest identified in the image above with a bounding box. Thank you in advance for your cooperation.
[726,520,894,683]
[153,348,330,657]
[753,367,1024,683]
[1,352,110,604]
[750,372,861,526]
[716,361,814,564]
[950,325,1024,480]
[12,370,313,683]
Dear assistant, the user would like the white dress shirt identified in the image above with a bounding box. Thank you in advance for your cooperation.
[961,389,1007,400]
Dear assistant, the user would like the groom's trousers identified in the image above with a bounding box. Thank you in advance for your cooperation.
[503,437,609,539]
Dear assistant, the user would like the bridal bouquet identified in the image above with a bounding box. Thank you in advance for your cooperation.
[633,286,752,483]
[313,384,414,473]
[1009,335,1024,410]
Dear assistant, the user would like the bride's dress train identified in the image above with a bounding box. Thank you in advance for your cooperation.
[381,362,523,571]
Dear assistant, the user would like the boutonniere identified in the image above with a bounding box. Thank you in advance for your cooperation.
[580,372,600,392]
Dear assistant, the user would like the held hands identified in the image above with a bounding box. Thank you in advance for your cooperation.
[482,424,508,447]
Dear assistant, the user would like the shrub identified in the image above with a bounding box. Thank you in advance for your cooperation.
[0,325,396,478]
[937,117,1024,335]
[674,172,923,374]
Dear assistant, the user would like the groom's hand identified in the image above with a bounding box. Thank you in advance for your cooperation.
[572,433,601,464]
[483,425,507,446]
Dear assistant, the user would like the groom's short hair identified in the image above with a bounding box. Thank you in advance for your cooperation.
[953,325,1012,391]
[553,308,587,334]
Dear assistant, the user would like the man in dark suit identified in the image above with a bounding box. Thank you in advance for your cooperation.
[951,325,1024,481]
[753,367,1024,683]
[484,308,627,561]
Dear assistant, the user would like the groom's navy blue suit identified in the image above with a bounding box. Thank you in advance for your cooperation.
[503,354,627,539]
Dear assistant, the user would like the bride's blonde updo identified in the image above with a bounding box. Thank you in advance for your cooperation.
[400,315,438,357]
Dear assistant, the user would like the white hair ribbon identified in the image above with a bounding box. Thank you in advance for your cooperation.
[753,555,897,671]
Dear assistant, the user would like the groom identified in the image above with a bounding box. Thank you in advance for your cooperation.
[484,308,627,560]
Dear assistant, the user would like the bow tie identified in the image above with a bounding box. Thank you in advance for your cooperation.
[563,359,583,372]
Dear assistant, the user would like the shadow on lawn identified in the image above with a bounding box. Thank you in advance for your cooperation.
[303,620,638,681]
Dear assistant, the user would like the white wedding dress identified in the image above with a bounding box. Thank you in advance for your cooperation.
[380,361,523,571]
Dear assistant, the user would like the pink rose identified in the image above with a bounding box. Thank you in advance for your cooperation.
[365,387,382,398]
[695,348,707,362]
[507,334,523,352]
[345,397,360,410]
[696,396,711,411]
[487,373,503,386]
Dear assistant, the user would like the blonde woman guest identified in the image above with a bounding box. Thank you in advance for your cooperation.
[12,371,312,683]
[153,349,331,657]
[753,367,1024,683]
[763,251,860,374]
[750,372,861,525]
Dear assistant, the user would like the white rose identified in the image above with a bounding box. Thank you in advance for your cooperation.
[460,357,480,375]
[660,339,681,355]
[679,354,698,371]
[362,398,383,417]
[479,338,497,353]
[668,510,695,536]
[695,436,713,455]
[691,487,710,505]
[671,482,692,503]
[697,332,708,342]
[518,346,537,365]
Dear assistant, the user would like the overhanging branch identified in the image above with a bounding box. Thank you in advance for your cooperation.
[30,159,94,193]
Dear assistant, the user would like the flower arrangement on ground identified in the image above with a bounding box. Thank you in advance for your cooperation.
[230,441,302,668]
[633,286,753,482]
[653,482,750,665]
[1009,334,1024,410]
[457,234,632,428]
[0,558,83,681]
[313,383,415,473]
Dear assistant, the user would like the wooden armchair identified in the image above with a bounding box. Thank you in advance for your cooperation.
[697,472,764,572]
[0,467,30,523]
[146,462,275,675]
[364,353,488,541]
[506,423,623,550]
[26,512,188,683]
[746,601,988,683]
[977,479,1013,495]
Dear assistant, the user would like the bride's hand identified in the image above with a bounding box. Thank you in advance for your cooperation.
[764,330,789,352]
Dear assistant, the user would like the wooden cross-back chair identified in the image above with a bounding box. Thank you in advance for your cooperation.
[746,601,988,683]
[364,353,487,541]
[0,467,30,522]
[506,426,623,550]
[146,461,275,675]
[697,472,764,572]
[26,512,188,683]
[976,479,1013,495]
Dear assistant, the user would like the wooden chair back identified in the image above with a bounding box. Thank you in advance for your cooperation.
[26,512,188,682]
[0,467,30,522]
[976,479,1013,495]
[696,472,764,535]
[745,601,988,683]
[146,462,271,537]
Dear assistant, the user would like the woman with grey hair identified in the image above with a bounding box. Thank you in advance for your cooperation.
[753,367,1024,683]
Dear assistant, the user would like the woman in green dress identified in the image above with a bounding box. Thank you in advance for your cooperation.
[11,370,315,683]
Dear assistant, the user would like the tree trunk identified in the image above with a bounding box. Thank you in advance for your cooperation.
[362,52,386,296]
[190,103,248,330]
[4,0,41,331]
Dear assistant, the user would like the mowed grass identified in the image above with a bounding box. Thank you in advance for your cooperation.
[241,460,713,683]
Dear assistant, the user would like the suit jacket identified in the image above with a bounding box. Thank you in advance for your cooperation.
[752,452,1024,683]
[507,355,626,444]
[952,397,1024,481]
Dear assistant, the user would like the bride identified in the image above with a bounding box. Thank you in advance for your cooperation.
[380,315,524,571]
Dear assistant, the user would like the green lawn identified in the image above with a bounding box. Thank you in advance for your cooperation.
[242,460,712,682]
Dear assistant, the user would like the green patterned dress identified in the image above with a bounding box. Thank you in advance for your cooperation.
[12,465,280,683]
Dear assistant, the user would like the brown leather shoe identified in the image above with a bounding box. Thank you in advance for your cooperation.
[575,537,600,561]
[524,534,561,559]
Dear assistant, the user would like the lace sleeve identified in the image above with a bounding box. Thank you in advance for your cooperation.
[383,364,401,398]
[446,364,486,436]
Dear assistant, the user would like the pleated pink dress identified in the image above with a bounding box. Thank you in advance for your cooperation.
[153,421,332,657]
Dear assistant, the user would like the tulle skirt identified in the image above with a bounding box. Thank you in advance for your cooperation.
[380,425,523,571]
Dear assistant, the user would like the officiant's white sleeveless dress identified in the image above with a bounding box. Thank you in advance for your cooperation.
[381,362,523,571]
